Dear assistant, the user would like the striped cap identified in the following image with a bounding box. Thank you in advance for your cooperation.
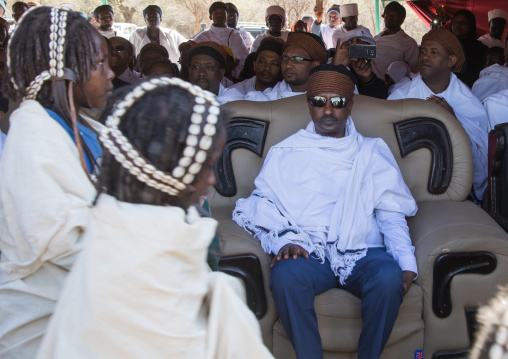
[283,32,328,64]
[307,64,356,101]
[188,41,228,69]
[422,29,465,72]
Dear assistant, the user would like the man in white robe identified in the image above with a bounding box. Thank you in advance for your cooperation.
[371,1,419,79]
[226,3,254,50]
[233,64,417,359]
[243,32,328,102]
[250,6,290,53]
[389,29,488,201]
[129,5,187,64]
[331,3,372,48]
[310,4,342,49]
[194,2,248,78]
[94,5,116,38]
[478,9,507,48]
[217,37,283,104]
[472,63,508,102]
[483,89,508,131]
[187,41,227,96]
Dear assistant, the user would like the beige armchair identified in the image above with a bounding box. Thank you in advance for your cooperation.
[208,94,508,359]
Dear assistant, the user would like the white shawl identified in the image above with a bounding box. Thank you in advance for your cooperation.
[0,100,96,359]
[243,80,303,102]
[36,195,273,359]
[233,119,417,284]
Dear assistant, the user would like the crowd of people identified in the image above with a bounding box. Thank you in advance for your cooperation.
[0,1,506,359]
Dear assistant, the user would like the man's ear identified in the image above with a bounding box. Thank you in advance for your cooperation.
[209,14,213,21]
[448,54,457,69]
[311,60,321,68]
[220,68,226,77]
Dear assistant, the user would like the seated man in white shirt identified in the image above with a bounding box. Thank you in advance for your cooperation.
[194,2,248,77]
[226,3,254,50]
[129,5,187,64]
[109,37,142,85]
[233,63,418,359]
[250,5,290,53]
[478,9,508,48]
[187,41,227,96]
[389,29,489,201]
[371,1,419,80]
[217,37,283,104]
[94,5,116,38]
[244,32,327,102]
[331,3,372,48]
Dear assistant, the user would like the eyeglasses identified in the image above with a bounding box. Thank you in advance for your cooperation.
[281,55,312,64]
[268,18,282,24]
[114,45,127,53]
[308,95,348,109]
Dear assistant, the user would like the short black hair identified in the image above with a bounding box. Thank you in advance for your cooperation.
[143,5,162,18]
[94,5,114,19]
[382,1,406,20]
[209,1,228,15]
[12,1,28,11]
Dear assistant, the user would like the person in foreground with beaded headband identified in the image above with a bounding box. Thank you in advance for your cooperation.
[233,64,418,359]
[0,6,114,359]
[36,78,274,359]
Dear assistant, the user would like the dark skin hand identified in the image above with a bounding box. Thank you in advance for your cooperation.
[273,244,416,296]
[332,38,374,82]
[426,95,455,116]
[402,271,416,296]
[271,244,309,267]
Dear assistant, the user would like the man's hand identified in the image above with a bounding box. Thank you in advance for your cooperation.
[271,244,309,267]
[350,58,374,83]
[332,39,350,67]
[402,271,416,296]
[426,95,455,116]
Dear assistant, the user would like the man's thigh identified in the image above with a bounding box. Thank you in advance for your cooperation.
[339,248,403,298]
[270,255,338,295]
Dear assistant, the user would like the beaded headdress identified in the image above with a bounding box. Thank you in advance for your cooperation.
[8,5,71,98]
[99,77,221,196]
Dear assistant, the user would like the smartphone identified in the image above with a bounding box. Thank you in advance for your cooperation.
[349,44,376,59]
[315,0,323,11]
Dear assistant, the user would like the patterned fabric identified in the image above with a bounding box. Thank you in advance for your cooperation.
[422,29,465,72]
[188,41,228,68]
[283,32,328,64]
[307,69,355,100]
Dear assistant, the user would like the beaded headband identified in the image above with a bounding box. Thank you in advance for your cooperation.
[99,77,221,197]
[8,5,70,99]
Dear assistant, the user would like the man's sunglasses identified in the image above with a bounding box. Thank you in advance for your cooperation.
[308,95,348,109]
[114,45,127,53]
[281,55,312,64]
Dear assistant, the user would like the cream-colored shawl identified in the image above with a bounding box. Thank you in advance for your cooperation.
[36,195,273,359]
[0,100,96,359]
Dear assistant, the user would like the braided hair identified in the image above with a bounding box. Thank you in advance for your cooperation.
[98,83,227,207]
[4,6,101,123]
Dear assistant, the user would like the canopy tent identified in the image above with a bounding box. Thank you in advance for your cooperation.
[375,0,508,36]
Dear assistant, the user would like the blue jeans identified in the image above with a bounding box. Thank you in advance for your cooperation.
[269,248,404,359]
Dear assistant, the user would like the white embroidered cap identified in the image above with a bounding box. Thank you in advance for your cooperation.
[340,3,358,17]
[488,9,508,23]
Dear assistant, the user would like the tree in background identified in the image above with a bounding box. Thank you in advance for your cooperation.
[175,0,212,35]
[109,0,136,23]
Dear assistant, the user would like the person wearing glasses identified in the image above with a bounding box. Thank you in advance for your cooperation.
[244,32,327,101]
[109,36,142,85]
[250,5,290,53]
[233,63,418,359]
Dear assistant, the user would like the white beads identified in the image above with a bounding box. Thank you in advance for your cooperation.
[96,76,223,197]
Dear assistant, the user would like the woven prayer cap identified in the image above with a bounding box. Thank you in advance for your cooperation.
[307,64,356,101]
[188,41,228,69]
[283,32,328,64]
[340,3,358,17]
[488,9,508,22]
[422,29,465,72]
[265,5,286,22]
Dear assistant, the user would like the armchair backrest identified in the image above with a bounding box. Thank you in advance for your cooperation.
[208,94,473,207]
